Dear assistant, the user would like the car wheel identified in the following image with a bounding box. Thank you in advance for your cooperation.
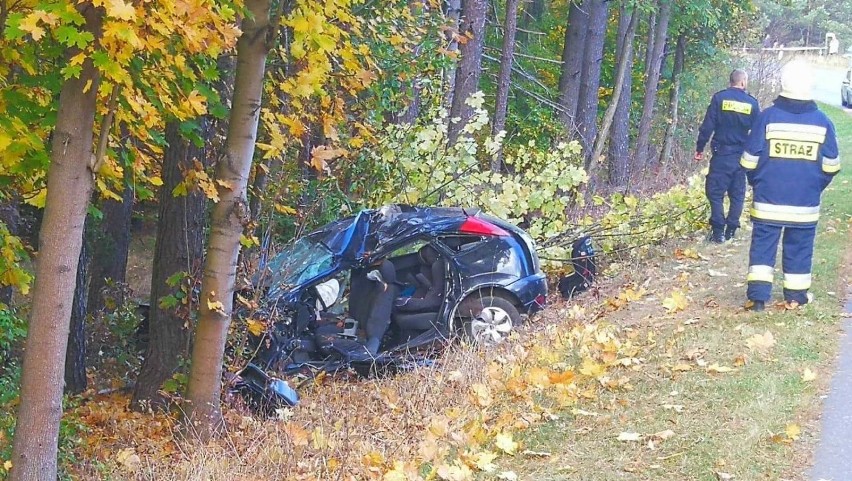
[462,296,520,346]
[843,96,848,107]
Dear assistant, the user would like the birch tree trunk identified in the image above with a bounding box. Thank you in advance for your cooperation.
[491,0,521,171]
[9,5,101,480]
[608,4,638,185]
[184,0,272,439]
[448,0,487,144]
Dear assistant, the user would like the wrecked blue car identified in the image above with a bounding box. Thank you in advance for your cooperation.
[233,204,553,409]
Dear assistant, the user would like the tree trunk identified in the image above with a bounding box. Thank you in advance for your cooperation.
[9,6,101,480]
[608,4,637,185]
[87,167,133,316]
[632,0,671,170]
[491,0,521,171]
[659,32,686,166]
[642,11,657,83]
[64,221,91,395]
[184,0,272,439]
[132,122,207,410]
[592,9,638,173]
[576,0,609,165]
[442,0,462,110]
[557,0,589,136]
[447,0,487,144]
[518,0,544,44]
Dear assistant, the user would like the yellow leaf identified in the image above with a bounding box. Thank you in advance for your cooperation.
[185,90,207,116]
[246,319,265,337]
[662,290,689,313]
[579,357,605,378]
[785,423,801,440]
[470,383,492,407]
[802,368,817,382]
[436,460,473,481]
[494,432,518,455]
[4,460,12,470]
[383,461,409,481]
[672,363,693,372]
[706,363,734,374]
[470,450,498,472]
[106,0,136,20]
[207,297,225,314]
[745,330,776,354]
[149,176,163,187]
[19,13,46,40]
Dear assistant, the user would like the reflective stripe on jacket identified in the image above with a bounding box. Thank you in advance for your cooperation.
[739,96,840,227]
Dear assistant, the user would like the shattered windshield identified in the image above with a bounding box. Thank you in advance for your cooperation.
[262,237,335,298]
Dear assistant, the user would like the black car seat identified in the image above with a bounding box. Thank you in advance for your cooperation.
[393,246,446,331]
[315,260,398,356]
[397,245,445,313]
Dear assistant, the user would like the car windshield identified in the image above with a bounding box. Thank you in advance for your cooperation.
[262,237,335,297]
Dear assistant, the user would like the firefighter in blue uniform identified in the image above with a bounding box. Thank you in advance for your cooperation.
[695,69,761,243]
[740,61,840,311]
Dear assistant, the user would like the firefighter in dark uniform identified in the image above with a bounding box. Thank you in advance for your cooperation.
[740,61,840,311]
[695,69,761,243]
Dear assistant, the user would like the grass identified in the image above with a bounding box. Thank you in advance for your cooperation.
[501,105,852,480]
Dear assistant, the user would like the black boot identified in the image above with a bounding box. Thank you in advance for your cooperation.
[725,226,737,241]
[708,227,725,244]
[745,300,765,312]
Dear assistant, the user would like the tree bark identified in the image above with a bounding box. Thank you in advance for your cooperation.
[132,122,207,410]
[442,0,462,110]
[632,0,671,170]
[576,0,609,165]
[64,222,91,395]
[592,9,638,173]
[659,32,686,166]
[557,0,589,137]
[608,4,637,185]
[447,0,487,144]
[184,0,272,439]
[9,6,101,480]
[491,0,521,171]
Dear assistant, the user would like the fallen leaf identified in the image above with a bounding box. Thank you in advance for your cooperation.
[785,423,801,440]
[802,368,817,382]
[246,319,265,337]
[733,354,748,367]
[662,403,684,413]
[672,363,693,372]
[662,290,689,313]
[436,461,473,481]
[706,363,735,374]
[716,472,735,480]
[470,383,492,407]
[617,431,642,442]
[470,451,498,472]
[650,430,676,441]
[497,472,518,481]
[708,269,728,277]
[745,331,776,354]
[495,432,519,455]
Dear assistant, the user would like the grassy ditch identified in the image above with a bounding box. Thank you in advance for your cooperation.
[501,105,852,480]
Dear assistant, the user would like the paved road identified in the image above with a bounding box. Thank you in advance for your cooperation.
[809,297,852,481]
[809,64,847,108]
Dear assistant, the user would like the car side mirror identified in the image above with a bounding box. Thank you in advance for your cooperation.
[844,80,850,85]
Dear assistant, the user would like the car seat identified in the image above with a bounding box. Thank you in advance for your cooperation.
[397,245,445,313]
[318,259,398,357]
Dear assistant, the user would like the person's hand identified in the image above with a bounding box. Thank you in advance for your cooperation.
[694,151,704,162]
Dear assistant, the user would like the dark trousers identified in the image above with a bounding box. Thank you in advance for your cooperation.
[746,222,816,303]
[704,152,746,229]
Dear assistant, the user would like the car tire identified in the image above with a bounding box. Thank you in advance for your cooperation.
[461,295,520,346]
[843,97,848,107]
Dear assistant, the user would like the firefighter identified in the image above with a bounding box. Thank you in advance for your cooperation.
[695,69,761,243]
[740,61,840,311]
